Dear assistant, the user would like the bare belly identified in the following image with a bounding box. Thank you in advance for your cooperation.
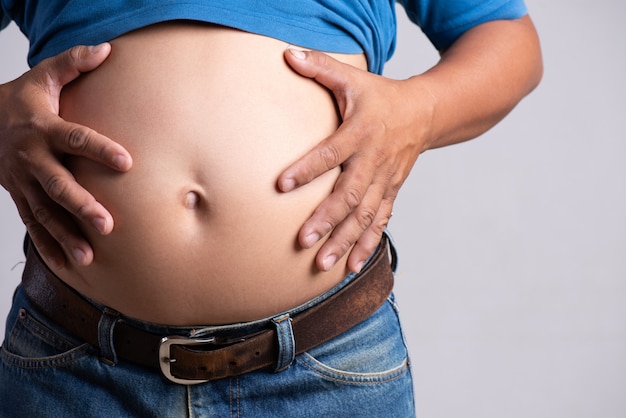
[57,22,368,325]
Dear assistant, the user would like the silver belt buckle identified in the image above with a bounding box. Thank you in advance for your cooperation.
[159,335,215,385]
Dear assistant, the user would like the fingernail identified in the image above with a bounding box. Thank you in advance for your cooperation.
[288,48,306,60]
[88,43,107,54]
[72,248,88,265]
[280,178,296,192]
[355,261,365,273]
[303,232,321,248]
[112,154,131,170]
[93,216,108,234]
[322,254,337,271]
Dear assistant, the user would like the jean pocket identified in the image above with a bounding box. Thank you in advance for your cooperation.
[1,306,91,369]
[296,298,410,385]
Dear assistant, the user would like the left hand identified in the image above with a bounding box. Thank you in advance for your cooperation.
[279,48,429,273]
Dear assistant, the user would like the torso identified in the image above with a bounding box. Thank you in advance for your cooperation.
[57,22,367,325]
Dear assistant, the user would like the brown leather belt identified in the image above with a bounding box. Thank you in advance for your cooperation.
[21,236,394,384]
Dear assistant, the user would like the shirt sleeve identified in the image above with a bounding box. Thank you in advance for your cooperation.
[397,0,528,51]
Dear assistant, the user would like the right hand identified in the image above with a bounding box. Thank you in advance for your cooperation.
[0,43,132,269]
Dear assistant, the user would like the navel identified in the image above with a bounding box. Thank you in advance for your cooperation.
[184,191,201,210]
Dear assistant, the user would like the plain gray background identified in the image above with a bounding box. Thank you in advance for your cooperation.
[1,1,624,417]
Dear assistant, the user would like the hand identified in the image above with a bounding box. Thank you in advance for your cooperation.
[278,17,543,274]
[279,48,430,273]
[0,44,132,269]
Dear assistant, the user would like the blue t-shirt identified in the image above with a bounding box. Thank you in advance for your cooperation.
[0,0,527,74]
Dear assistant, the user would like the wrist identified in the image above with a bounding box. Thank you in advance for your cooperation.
[401,75,438,154]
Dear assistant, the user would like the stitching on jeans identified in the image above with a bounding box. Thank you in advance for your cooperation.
[186,385,193,418]
[12,309,77,352]
[229,378,240,418]
[237,378,241,418]
[298,353,409,385]
[228,379,231,418]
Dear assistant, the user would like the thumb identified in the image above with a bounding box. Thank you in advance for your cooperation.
[38,43,112,90]
[284,48,354,93]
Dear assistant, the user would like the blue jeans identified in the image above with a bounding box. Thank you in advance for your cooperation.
[0,251,414,417]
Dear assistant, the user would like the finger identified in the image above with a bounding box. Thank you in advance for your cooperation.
[346,198,395,273]
[284,48,356,94]
[280,49,367,192]
[14,198,67,269]
[46,117,132,171]
[298,159,375,248]
[313,183,386,271]
[278,123,355,192]
[31,152,114,236]
[13,189,94,268]
[38,43,112,90]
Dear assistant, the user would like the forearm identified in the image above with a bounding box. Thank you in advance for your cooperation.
[412,15,543,152]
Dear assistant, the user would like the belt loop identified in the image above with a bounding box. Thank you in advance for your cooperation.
[98,308,120,366]
[271,313,295,373]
